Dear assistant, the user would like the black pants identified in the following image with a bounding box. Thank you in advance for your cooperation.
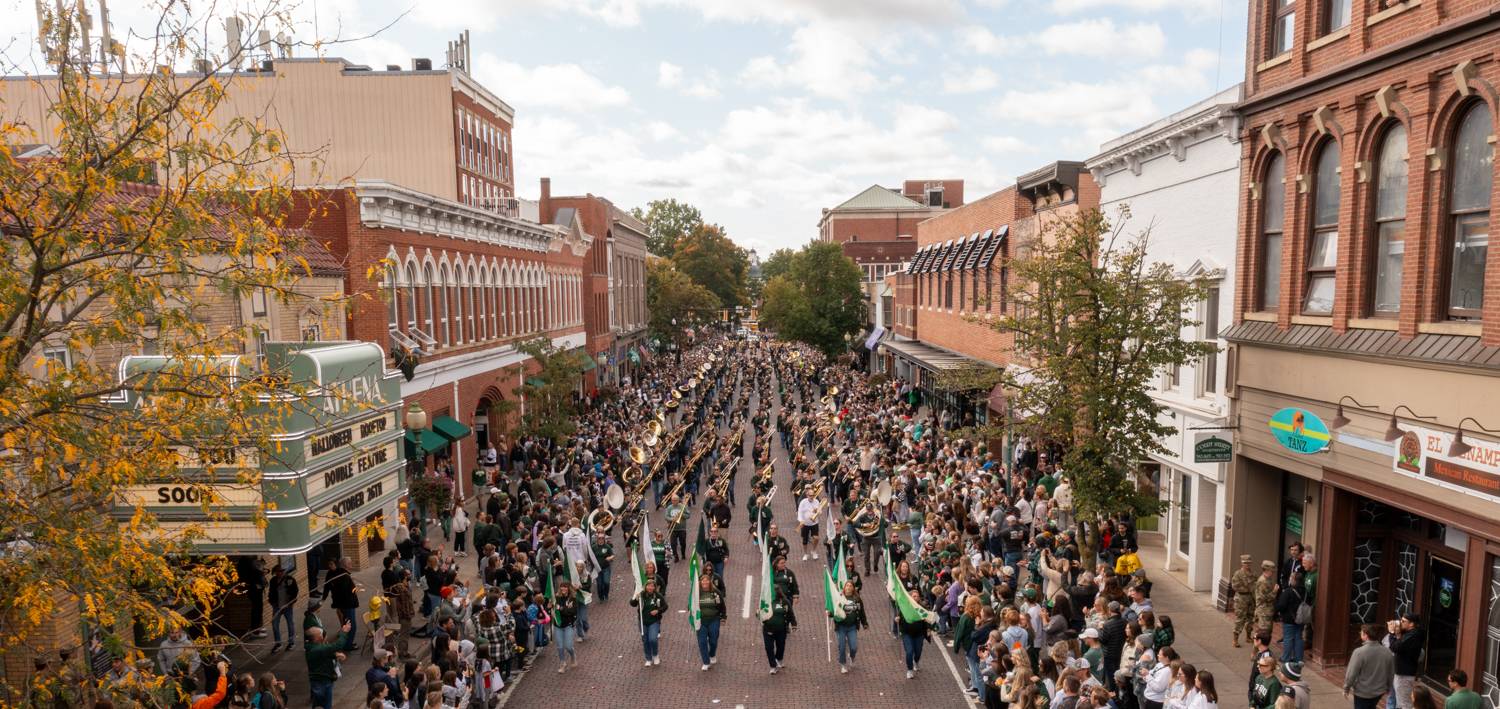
[248,591,264,630]
[671,529,688,561]
[762,627,787,667]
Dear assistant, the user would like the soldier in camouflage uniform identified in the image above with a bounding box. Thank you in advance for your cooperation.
[1253,559,1278,635]
[1230,554,1256,647]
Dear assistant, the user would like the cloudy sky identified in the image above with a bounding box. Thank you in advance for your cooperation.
[2,0,1245,254]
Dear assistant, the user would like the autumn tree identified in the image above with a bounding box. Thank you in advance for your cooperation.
[511,338,588,444]
[759,241,864,356]
[646,258,719,346]
[0,3,360,704]
[990,208,1214,518]
[631,198,704,258]
[674,223,749,311]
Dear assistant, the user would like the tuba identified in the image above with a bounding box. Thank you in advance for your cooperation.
[851,480,892,538]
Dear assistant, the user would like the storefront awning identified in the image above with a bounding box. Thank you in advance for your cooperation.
[431,415,472,443]
[879,338,988,372]
[987,382,1008,415]
[404,428,449,458]
[579,354,598,371]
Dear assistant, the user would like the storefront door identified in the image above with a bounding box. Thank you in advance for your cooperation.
[1424,556,1463,685]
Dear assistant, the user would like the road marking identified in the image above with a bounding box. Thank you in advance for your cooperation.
[932,630,972,702]
[741,575,754,618]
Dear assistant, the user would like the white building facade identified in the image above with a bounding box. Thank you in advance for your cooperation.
[1085,85,1242,594]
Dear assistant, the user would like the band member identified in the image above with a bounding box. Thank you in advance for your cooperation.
[592,530,616,602]
[773,555,800,629]
[833,580,868,674]
[630,579,667,667]
[825,519,855,571]
[695,574,727,671]
[705,525,730,582]
[705,491,732,531]
[766,523,792,563]
[797,490,822,561]
[650,530,671,588]
[749,494,773,542]
[762,586,793,674]
[665,495,689,562]
[898,596,932,680]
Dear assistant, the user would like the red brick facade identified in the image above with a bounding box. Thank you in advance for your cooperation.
[1234,2,1500,344]
[452,90,516,209]
[294,185,588,496]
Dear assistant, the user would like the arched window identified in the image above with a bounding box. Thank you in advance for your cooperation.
[452,270,464,345]
[1260,153,1286,310]
[423,264,436,338]
[1304,141,1340,315]
[501,266,511,336]
[476,268,488,340]
[468,266,478,340]
[489,268,499,336]
[1370,124,1408,315]
[1448,102,1493,318]
[404,262,419,333]
[386,268,399,332]
[438,264,451,346]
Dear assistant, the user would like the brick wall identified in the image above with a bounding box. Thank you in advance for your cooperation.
[824,214,929,244]
[910,187,1022,367]
[1234,19,1500,345]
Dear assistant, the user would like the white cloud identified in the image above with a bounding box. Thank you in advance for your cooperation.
[959,26,1021,56]
[1035,19,1166,58]
[739,22,878,99]
[1049,0,1217,15]
[980,136,1034,153]
[646,120,681,142]
[473,55,630,111]
[993,80,1161,147]
[657,61,683,88]
[942,66,1000,94]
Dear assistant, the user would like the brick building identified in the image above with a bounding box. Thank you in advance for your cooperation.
[299,181,590,501]
[883,163,1096,428]
[819,180,963,282]
[1224,0,1500,688]
[539,179,650,388]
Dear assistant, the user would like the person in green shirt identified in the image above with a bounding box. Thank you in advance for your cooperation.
[1251,655,1283,709]
[592,531,616,601]
[630,579,667,666]
[650,530,671,588]
[1445,669,1483,709]
[303,622,348,709]
[762,591,793,674]
[1081,628,1105,685]
[832,581,868,674]
[1036,470,1058,496]
[694,573,727,670]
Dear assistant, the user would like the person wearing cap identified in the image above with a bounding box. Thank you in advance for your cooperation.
[1231,555,1256,647]
[1277,661,1310,709]
[365,649,399,700]
[1254,560,1277,635]
[1081,627,1105,685]
[1387,612,1424,709]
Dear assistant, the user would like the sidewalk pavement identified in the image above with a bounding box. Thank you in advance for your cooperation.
[1136,540,1344,708]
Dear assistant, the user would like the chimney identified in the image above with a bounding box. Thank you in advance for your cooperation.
[539,177,552,223]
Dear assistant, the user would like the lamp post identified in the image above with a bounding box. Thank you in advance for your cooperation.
[406,403,429,527]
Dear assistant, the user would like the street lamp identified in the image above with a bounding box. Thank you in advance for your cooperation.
[406,403,428,465]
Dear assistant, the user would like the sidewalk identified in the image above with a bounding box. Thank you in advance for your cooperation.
[1136,541,1343,708]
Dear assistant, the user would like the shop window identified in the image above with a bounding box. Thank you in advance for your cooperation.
[1447,102,1492,319]
[1177,473,1191,556]
[1370,124,1408,315]
[1480,556,1500,708]
[1305,141,1340,315]
[1260,153,1286,310]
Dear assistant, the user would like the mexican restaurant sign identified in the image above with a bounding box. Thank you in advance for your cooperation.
[1393,425,1500,505]
[110,342,406,554]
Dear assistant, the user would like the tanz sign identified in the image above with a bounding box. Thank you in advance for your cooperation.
[1269,407,1331,455]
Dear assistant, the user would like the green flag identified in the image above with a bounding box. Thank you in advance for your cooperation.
[885,546,937,624]
[629,541,646,599]
[545,559,556,608]
[823,565,847,621]
[757,527,775,621]
[687,519,707,631]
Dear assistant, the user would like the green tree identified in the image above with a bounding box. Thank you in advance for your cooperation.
[632,198,704,257]
[759,241,864,356]
[760,247,797,282]
[512,338,588,444]
[674,223,749,310]
[991,207,1214,519]
[646,258,720,345]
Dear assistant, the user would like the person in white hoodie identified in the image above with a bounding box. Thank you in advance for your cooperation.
[1167,663,1199,709]
[450,506,471,557]
[1188,670,1220,709]
[1143,646,1179,709]
[1054,477,1074,530]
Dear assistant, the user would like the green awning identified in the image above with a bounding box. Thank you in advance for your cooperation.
[525,376,545,387]
[404,428,449,458]
[431,415,472,443]
[579,354,597,371]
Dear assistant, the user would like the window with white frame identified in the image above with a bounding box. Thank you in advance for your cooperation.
[250,287,268,317]
[42,346,71,372]
[1198,285,1220,397]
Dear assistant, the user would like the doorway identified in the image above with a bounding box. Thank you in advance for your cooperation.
[1424,556,1463,685]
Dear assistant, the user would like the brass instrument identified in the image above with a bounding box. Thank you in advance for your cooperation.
[629,445,648,466]
[752,459,776,486]
[589,484,627,532]
[851,480,892,538]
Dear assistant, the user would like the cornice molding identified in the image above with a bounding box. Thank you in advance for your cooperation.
[355,181,553,253]
[1086,104,1241,180]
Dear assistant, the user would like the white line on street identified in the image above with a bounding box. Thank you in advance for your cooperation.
[933,630,972,701]
[741,575,754,618]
